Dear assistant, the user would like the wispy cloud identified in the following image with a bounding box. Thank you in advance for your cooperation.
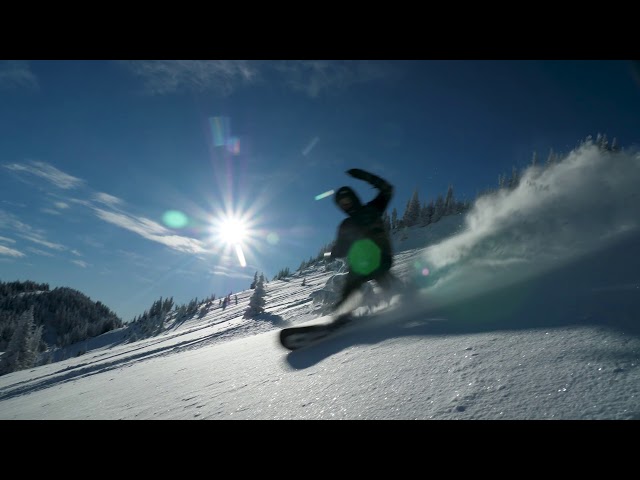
[121,60,393,98]
[42,208,62,216]
[26,247,55,257]
[93,192,123,207]
[18,233,66,251]
[211,265,254,280]
[0,61,38,91]
[0,244,25,258]
[273,60,391,98]
[69,198,93,207]
[3,160,85,189]
[121,60,260,96]
[302,136,320,156]
[78,235,104,249]
[72,259,90,268]
[1,200,27,208]
[115,249,150,265]
[0,236,16,244]
[42,200,72,215]
[4,161,215,257]
[93,208,208,254]
[0,209,67,253]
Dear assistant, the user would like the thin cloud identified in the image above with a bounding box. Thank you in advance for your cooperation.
[0,209,29,231]
[0,236,16,244]
[26,247,55,257]
[302,137,320,156]
[1,200,27,208]
[211,265,254,280]
[121,60,260,96]
[0,244,25,258]
[121,60,393,98]
[4,160,213,259]
[42,208,62,216]
[18,233,67,251]
[42,200,71,215]
[273,60,391,98]
[93,192,124,207]
[93,208,208,254]
[115,249,152,266]
[0,209,67,252]
[0,61,38,91]
[3,160,85,189]
[69,198,93,207]
[78,235,104,249]
[72,259,90,268]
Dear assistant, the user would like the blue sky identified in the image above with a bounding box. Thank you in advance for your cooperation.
[1,60,639,322]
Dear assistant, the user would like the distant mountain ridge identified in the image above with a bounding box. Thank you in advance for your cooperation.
[0,280,123,354]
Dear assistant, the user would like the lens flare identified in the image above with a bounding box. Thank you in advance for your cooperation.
[315,190,334,201]
[266,232,279,245]
[227,137,240,155]
[210,116,230,147]
[302,136,319,156]
[347,238,381,275]
[235,244,247,267]
[162,210,189,229]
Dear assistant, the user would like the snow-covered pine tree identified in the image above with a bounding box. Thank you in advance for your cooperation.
[419,200,432,226]
[432,194,445,223]
[444,185,455,215]
[0,307,42,375]
[508,166,520,190]
[244,273,266,318]
[611,137,619,152]
[403,189,421,227]
[596,133,609,151]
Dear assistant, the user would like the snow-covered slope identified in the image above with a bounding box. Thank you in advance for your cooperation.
[1,144,639,419]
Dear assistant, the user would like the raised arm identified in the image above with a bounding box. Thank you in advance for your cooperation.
[346,168,393,212]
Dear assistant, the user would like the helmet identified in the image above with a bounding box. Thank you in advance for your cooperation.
[334,186,361,214]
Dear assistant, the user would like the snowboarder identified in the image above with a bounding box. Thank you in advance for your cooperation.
[328,168,401,314]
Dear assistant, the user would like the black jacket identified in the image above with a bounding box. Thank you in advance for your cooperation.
[330,171,394,274]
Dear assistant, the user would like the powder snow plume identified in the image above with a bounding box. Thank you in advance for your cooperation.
[419,142,640,307]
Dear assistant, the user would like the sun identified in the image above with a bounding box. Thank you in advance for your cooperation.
[218,217,248,246]
[211,213,255,268]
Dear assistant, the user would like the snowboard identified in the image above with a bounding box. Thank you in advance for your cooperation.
[279,313,356,351]
[278,292,407,351]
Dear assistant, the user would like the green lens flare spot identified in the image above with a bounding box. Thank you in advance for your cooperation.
[163,210,189,229]
[347,238,381,275]
[266,232,279,245]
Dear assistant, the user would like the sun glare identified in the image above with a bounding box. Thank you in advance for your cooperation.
[219,218,248,245]
[211,213,254,268]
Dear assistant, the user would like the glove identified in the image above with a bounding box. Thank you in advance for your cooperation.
[347,168,391,192]
[346,168,370,180]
